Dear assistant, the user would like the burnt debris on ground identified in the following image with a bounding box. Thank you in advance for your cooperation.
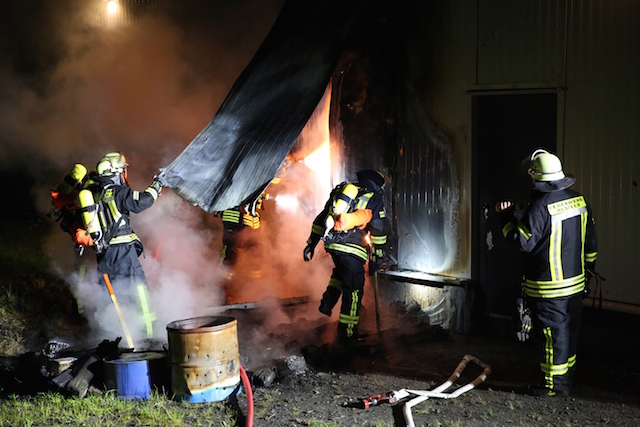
[1,298,639,413]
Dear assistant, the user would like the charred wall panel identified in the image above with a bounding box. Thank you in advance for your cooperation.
[331,2,399,248]
[396,92,459,273]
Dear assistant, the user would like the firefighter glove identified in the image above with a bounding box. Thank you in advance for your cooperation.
[155,169,169,187]
[516,298,532,342]
[151,176,163,191]
[74,228,94,247]
[303,245,315,262]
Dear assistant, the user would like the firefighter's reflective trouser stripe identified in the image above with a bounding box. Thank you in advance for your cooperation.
[329,252,365,338]
[137,284,156,338]
[339,290,361,337]
[75,264,86,315]
[531,293,583,393]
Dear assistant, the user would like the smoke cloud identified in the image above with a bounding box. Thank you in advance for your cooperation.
[3,0,342,362]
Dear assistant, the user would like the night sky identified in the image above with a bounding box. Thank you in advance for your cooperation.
[0,0,284,207]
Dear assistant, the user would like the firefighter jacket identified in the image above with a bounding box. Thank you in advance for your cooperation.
[90,175,159,249]
[307,183,387,262]
[500,187,598,299]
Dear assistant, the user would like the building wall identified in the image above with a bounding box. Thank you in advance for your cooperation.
[394,0,640,311]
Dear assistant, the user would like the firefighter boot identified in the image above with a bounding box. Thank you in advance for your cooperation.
[319,286,341,316]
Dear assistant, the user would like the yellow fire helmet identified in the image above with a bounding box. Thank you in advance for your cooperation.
[528,149,564,182]
[527,148,575,192]
[96,152,128,176]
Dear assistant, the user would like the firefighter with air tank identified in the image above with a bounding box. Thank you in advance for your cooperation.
[78,152,163,340]
[304,170,388,346]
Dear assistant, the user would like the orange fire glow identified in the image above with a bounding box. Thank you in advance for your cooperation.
[303,140,331,175]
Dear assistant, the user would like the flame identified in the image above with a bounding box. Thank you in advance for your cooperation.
[365,232,372,247]
[303,140,330,175]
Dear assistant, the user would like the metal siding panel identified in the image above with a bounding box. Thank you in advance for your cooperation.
[397,91,460,274]
[564,0,640,305]
[477,0,566,85]
[399,0,476,279]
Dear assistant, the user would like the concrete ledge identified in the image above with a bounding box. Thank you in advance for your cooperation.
[377,269,470,288]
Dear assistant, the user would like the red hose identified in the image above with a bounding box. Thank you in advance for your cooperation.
[239,364,254,427]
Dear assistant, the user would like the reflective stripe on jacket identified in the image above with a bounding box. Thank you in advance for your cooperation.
[500,188,597,298]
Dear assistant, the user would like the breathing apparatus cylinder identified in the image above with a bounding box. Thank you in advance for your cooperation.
[333,184,358,215]
[326,183,359,231]
[77,189,102,244]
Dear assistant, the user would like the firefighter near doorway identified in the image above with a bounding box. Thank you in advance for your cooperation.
[496,149,598,397]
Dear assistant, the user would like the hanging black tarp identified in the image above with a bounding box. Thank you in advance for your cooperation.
[160,1,360,213]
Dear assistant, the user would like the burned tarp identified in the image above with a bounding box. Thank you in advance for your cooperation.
[160,1,361,213]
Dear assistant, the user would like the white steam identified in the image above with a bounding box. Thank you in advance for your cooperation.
[11,1,344,359]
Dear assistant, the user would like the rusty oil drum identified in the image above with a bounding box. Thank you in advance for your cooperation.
[166,316,240,402]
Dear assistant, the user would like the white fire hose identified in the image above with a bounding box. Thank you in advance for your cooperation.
[361,354,492,427]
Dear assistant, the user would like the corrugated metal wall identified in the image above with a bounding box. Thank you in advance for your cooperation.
[400,0,640,308]
[563,0,640,305]
[477,0,566,86]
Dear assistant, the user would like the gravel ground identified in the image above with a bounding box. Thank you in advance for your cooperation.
[225,301,640,427]
[2,278,639,427]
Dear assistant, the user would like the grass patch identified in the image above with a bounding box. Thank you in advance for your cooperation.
[0,217,82,356]
[0,390,239,427]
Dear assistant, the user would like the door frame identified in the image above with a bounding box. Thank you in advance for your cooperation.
[470,89,564,325]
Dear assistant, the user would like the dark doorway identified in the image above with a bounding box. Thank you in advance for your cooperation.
[472,93,558,320]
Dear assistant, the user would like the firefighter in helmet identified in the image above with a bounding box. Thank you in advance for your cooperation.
[219,194,267,304]
[85,151,163,340]
[220,196,265,269]
[304,170,388,344]
[50,164,94,248]
[497,149,597,397]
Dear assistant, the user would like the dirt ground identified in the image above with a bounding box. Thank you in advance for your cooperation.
[2,287,640,427]
[220,300,640,427]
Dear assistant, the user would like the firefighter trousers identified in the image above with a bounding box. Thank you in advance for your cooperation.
[326,252,365,339]
[530,292,583,393]
[97,243,156,339]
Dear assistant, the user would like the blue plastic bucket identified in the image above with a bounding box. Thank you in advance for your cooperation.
[104,352,168,400]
